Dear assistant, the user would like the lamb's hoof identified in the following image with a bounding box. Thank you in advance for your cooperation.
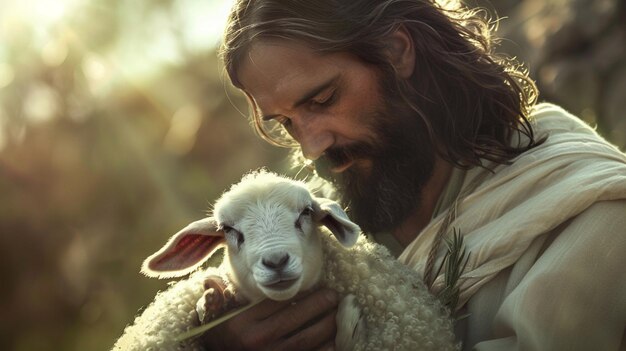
[335,294,365,351]
[196,276,228,323]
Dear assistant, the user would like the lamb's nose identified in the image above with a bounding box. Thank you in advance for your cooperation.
[262,254,290,271]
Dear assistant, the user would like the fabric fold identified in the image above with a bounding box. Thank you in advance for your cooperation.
[399,103,626,310]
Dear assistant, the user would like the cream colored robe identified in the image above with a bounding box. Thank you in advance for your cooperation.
[398,103,626,350]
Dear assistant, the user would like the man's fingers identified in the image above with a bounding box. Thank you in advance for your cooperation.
[275,309,337,351]
[242,297,298,321]
[245,288,338,322]
[261,288,339,340]
[199,288,339,350]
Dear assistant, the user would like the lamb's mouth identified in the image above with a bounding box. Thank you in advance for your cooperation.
[262,278,299,290]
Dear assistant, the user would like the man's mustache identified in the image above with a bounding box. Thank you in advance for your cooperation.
[314,141,376,179]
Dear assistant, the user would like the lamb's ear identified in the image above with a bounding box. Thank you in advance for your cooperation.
[141,217,224,279]
[313,198,361,247]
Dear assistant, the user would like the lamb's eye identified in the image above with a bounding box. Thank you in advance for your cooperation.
[295,206,314,230]
[301,206,313,216]
[222,225,245,248]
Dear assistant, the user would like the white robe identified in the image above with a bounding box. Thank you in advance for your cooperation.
[398,103,626,350]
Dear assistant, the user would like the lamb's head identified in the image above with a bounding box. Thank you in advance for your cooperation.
[141,171,361,302]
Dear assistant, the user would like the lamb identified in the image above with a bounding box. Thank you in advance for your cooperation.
[112,170,459,351]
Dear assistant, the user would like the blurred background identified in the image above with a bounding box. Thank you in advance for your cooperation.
[0,0,624,350]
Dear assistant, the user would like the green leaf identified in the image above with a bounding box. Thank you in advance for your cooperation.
[436,228,471,312]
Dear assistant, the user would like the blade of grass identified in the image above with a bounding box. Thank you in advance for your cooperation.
[175,300,262,342]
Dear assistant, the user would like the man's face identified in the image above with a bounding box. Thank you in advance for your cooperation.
[238,40,435,232]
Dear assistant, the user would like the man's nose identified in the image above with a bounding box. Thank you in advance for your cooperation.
[292,118,334,161]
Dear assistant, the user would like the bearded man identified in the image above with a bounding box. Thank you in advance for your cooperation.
[199,0,626,349]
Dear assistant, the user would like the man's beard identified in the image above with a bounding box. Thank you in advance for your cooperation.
[314,93,435,234]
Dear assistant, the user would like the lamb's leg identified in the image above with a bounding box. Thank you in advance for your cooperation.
[196,275,242,323]
[335,294,365,351]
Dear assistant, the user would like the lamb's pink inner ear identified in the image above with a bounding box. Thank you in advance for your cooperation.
[147,234,224,273]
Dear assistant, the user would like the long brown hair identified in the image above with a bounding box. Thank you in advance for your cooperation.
[221,0,544,168]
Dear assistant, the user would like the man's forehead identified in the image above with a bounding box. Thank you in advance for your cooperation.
[238,40,343,107]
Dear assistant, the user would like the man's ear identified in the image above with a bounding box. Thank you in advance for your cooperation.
[141,217,225,279]
[312,198,361,247]
[386,25,416,79]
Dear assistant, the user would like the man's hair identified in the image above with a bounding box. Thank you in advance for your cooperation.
[220,0,544,168]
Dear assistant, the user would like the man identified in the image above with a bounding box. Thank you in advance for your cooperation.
[201,0,626,349]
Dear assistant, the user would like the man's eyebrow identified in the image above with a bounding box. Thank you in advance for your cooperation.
[261,75,339,121]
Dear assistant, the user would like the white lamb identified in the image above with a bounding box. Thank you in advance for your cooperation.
[112,171,459,351]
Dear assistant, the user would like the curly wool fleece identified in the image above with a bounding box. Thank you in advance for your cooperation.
[111,268,211,351]
[321,233,458,351]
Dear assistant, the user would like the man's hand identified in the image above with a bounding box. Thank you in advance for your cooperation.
[199,288,339,351]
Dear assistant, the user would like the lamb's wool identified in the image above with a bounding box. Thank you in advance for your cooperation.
[321,233,458,351]
[111,268,217,351]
